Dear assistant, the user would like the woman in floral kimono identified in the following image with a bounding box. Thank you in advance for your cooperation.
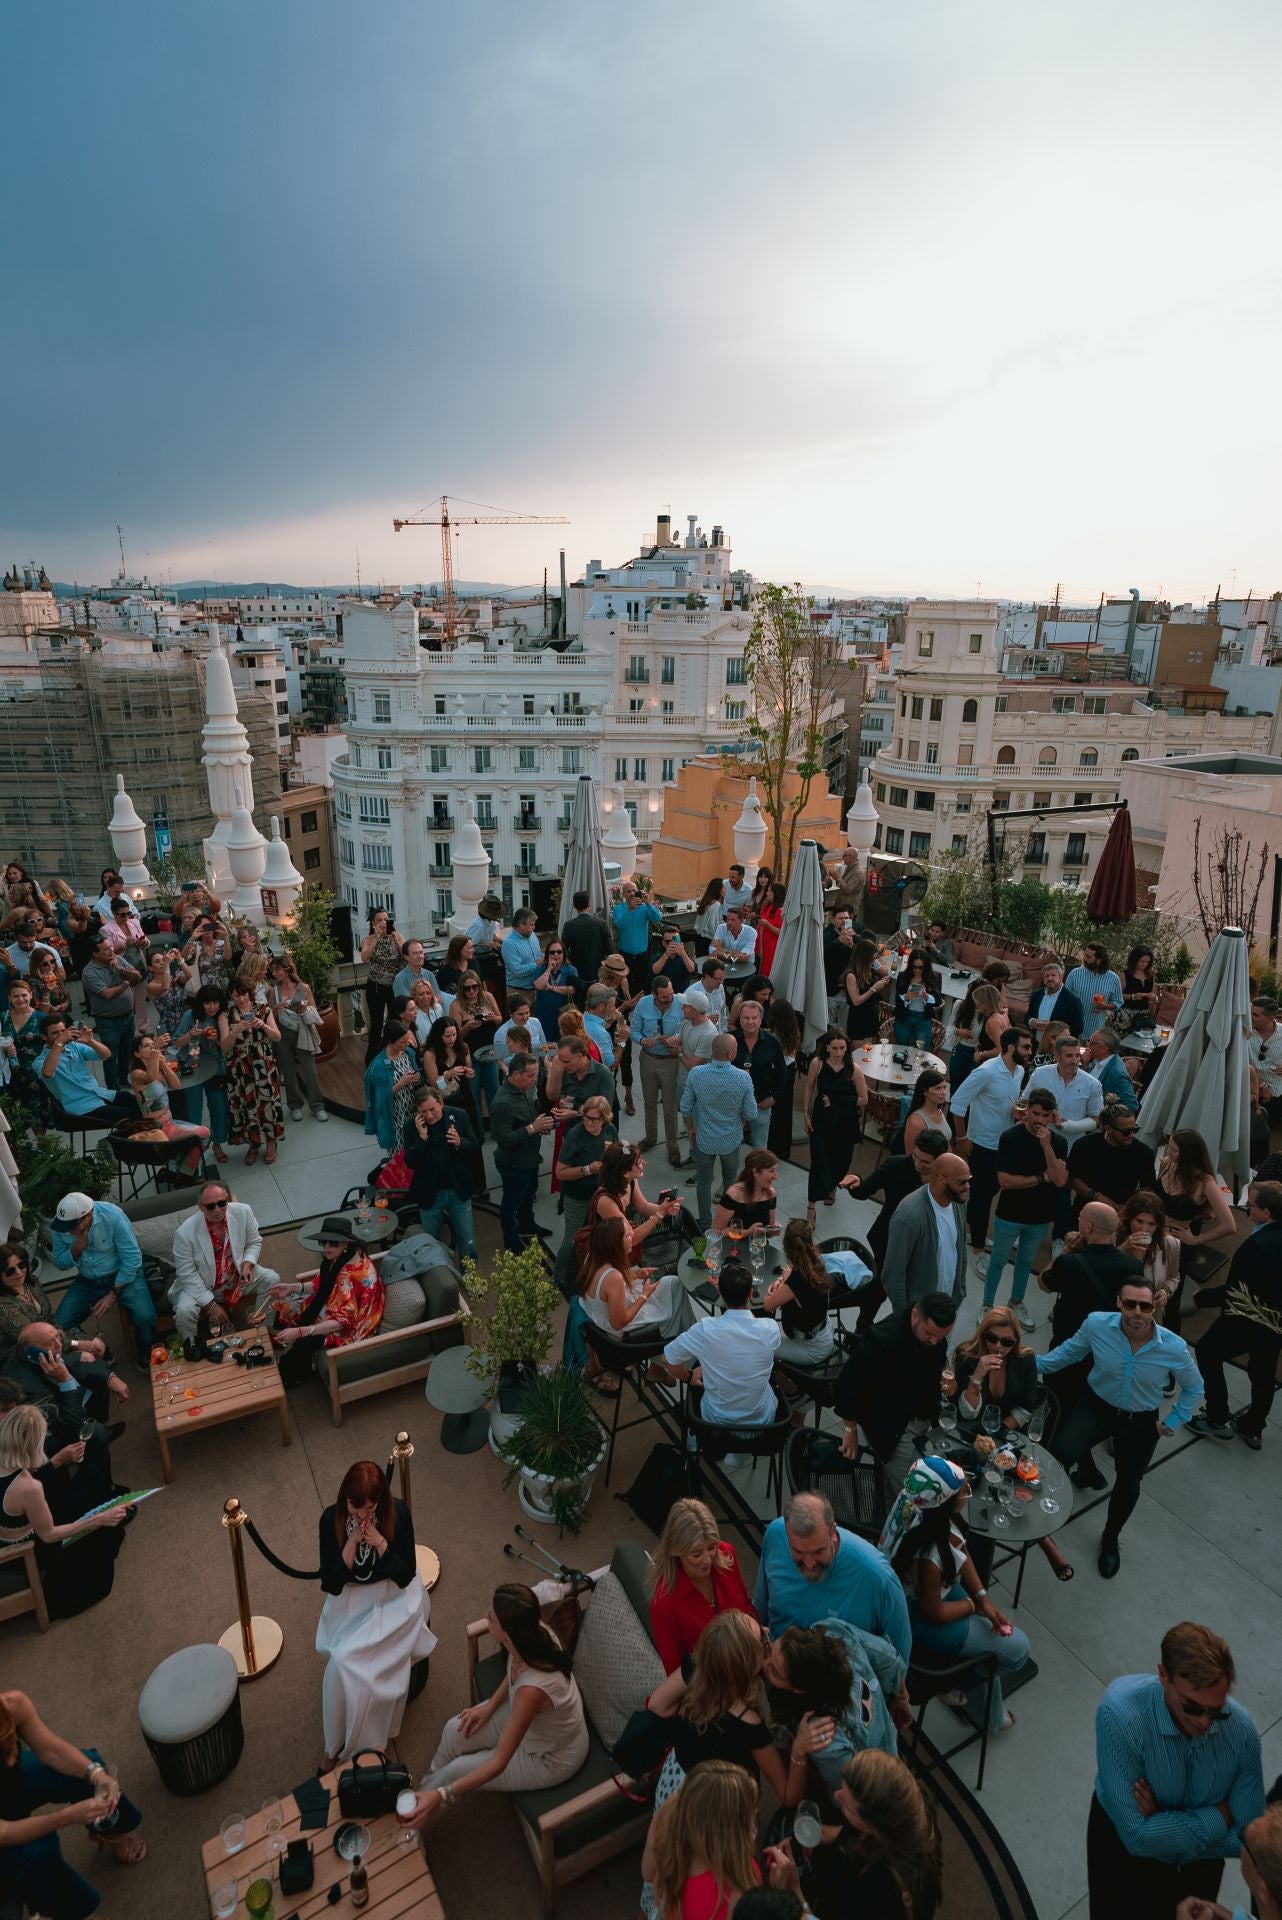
[269,1218,385,1386]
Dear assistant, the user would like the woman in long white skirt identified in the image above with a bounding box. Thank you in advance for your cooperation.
[316,1461,437,1769]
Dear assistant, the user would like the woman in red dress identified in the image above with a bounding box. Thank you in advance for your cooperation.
[755,883,785,978]
[648,1498,757,1674]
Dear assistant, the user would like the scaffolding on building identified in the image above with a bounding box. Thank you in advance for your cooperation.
[0,640,280,889]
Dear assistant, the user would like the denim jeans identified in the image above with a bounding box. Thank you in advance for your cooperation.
[6,1746,142,1920]
[497,1162,540,1251]
[910,1596,1032,1730]
[982,1217,1048,1306]
[746,1109,771,1149]
[894,1012,932,1047]
[54,1268,157,1354]
[419,1195,478,1268]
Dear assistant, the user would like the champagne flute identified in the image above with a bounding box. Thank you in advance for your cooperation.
[1026,1405,1046,1448]
[261,1795,285,1860]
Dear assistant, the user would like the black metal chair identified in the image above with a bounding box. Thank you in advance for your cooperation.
[684,1392,793,1519]
[817,1235,880,1352]
[786,1427,888,1542]
[904,1644,1000,1791]
[582,1321,674,1486]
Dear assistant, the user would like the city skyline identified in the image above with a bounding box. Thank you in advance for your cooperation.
[5,0,1280,602]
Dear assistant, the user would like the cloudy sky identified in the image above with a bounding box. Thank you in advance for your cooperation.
[4,1,1279,602]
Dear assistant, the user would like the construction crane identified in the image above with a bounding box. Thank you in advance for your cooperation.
[392,494,569,643]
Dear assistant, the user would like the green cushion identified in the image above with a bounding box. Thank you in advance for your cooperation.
[329,1330,438,1384]
[474,1649,507,1700]
[512,1728,636,1858]
[609,1540,655,1644]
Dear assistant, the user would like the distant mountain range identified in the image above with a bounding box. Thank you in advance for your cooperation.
[54,580,544,599]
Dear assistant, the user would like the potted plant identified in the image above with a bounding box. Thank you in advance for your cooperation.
[461,1243,561,1454]
[6,1110,114,1252]
[499,1366,607,1534]
[281,881,342,1060]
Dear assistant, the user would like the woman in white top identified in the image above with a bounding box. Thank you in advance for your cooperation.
[902,1070,952,1156]
[576,1215,697,1342]
[406,1583,589,1823]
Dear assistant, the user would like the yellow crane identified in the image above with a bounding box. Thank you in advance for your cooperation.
[392,494,569,643]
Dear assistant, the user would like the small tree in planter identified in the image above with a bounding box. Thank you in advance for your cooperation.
[499,1366,607,1534]
[463,1244,561,1447]
[281,881,341,1057]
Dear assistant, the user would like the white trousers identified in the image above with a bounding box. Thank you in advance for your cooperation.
[423,1699,588,1794]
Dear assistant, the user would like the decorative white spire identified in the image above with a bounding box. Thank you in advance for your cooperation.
[260,816,304,924]
[226,787,268,925]
[107,774,155,902]
[202,644,256,901]
[448,796,491,935]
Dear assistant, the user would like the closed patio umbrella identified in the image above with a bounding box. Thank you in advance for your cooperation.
[559,775,608,925]
[1137,925,1252,1185]
[1087,802,1138,923]
[768,840,829,1048]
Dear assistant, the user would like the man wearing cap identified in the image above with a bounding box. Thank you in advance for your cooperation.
[169,1183,279,1343]
[51,1192,154,1357]
[677,988,716,1096]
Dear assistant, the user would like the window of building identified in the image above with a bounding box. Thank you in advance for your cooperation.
[660,656,675,684]
[339,836,354,866]
[1188,649,1203,664]
[518,844,538,874]
[908,739,920,760]
[374,747,392,771]
[474,745,492,773]
[523,696,535,715]
[430,747,449,773]
[952,833,968,853]
[344,882,358,908]
[996,745,1016,764]
[372,691,391,724]
[661,700,674,715]
[1052,696,1076,714]
[900,695,908,718]
[275,700,289,716]
[350,744,361,767]
[300,809,318,833]
[361,843,393,872]
[917,631,934,657]
[1084,696,1107,716]
[433,841,451,868]
[1061,872,1080,890]
[633,758,647,782]
[958,744,973,766]
[725,657,747,685]
[961,699,979,724]
[1038,746,1057,765]
[1078,749,1099,767]
[614,757,628,782]
[518,745,537,770]
[864,714,884,731]
[1032,791,1051,808]
[1026,832,1046,864]
[661,757,675,783]
[968,634,983,654]
[336,792,351,820]
[1065,834,1087,865]
[911,696,924,720]
[724,701,746,722]
[925,743,939,765]
[629,698,644,713]
[884,827,904,853]
[888,786,908,808]
[913,790,935,811]
[994,695,1008,714]
[909,831,931,858]
[1074,791,1092,805]
[436,889,453,919]
[992,792,1010,810]
[303,847,321,871]
[431,794,450,826]
[955,797,971,814]
[560,747,581,775]
[274,677,287,693]
[1121,748,1139,761]
[434,696,446,716]
[359,795,390,823]
[929,698,943,721]
[626,655,649,682]
[875,782,886,802]
[475,794,495,828]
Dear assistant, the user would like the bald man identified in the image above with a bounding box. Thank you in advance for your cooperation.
[880,1151,972,1313]
[1040,1201,1144,1349]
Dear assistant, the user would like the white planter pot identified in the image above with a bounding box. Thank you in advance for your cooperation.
[511,1436,608,1528]
[489,1402,525,1458]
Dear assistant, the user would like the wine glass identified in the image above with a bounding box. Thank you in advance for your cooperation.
[261,1795,286,1860]
[937,1394,958,1437]
[793,1800,823,1850]
[1039,1476,1061,1517]
[984,1466,1008,1528]
[220,1811,247,1855]
[1026,1405,1046,1448]
[981,1404,1002,1444]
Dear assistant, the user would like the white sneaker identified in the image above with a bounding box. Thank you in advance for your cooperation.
[723,1452,751,1470]
[1014,1303,1036,1332]
[313,1109,329,1124]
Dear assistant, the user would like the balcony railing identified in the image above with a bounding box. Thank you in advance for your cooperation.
[430,813,454,832]
[475,815,498,832]
[623,670,651,684]
[557,817,573,833]
[1062,850,1091,869]
[429,861,453,877]
[514,814,541,832]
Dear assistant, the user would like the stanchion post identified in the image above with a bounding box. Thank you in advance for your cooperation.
[219,1496,285,1682]
[387,1430,440,1593]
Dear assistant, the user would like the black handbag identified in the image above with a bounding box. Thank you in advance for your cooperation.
[611,1707,673,1780]
[337,1749,412,1818]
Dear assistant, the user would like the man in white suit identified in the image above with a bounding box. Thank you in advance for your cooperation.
[169,1181,279,1341]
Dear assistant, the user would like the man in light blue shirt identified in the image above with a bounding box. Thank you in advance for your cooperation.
[51,1188,155,1355]
[582,984,616,1069]
[753,1490,912,1667]
[680,1035,757,1228]
[1088,1623,1263,1916]
[951,1027,1031,1257]
[611,882,663,995]
[1040,1278,1203,1577]
[392,939,440,1003]
[709,907,757,978]
[1066,941,1124,1042]
[721,865,753,914]
[1086,1028,1139,1112]
[1026,1033,1105,1137]
[501,909,542,990]
[632,976,685,1165]
[35,1015,139,1128]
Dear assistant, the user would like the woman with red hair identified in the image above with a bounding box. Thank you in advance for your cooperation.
[316,1460,437,1770]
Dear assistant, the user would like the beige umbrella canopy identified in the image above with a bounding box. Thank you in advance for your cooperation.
[768,840,830,1049]
[1137,926,1253,1185]
[559,775,608,924]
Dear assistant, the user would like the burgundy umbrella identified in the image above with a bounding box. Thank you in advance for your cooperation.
[1087,802,1137,922]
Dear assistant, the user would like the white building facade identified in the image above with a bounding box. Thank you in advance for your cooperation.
[330,598,613,934]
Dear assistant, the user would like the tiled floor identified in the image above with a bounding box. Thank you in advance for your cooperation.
[103,1096,1281,1920]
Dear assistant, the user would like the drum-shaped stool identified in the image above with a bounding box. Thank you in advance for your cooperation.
[139,1643,243,1795]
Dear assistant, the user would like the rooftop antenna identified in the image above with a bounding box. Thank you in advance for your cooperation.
[116,524,127,577]
[355,547,363,601]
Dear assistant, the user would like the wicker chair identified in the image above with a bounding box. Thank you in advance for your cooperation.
[786,1427,888,1542]
[864,1092,901,1166]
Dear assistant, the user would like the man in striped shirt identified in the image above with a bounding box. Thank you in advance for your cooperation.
[1089,1621,1263,1920]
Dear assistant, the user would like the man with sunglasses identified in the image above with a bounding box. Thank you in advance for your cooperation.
[1038,1276,1203,1578]
[1090,1621,1263,1919]
[1067,1105,1157,1221]
[169,1182,279,1343]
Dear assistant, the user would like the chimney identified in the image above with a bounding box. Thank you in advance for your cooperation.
[656,512,671,547]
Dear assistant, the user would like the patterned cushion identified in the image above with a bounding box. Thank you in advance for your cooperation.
[380,1275,428,1330]
[571,1569,665,1750]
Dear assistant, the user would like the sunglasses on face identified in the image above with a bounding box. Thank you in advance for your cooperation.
[200,1201,229,1211]
[986,1334,1016,1348]
[1120,1298,1155,1312]
[1174,1692,1231,1722]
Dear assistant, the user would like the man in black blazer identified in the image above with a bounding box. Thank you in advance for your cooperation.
[1192,1180,1282,1451]
[560,892,613,993]
[1026,958,1085,1044]
[0,1321,123,1478]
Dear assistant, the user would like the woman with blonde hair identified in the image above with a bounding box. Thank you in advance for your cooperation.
[447,970,502,1129]
[0,1406,130,1618]
[0,1686,147,1913]
[764,1747,942,1920]
[269,953,327,1122]
[643,1758,763,1920]
[648,1497,756,1673]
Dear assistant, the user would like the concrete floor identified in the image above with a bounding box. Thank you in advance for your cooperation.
[102,1094,1282,1920]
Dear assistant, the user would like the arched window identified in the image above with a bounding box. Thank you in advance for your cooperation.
[1038,746,1057,766]
[1121,748,1139,762]
[996,745,1016,765]
[1079,749,1099,768]
[961,699,978,724]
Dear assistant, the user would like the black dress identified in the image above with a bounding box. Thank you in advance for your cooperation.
[671,1708,773,1778]
[807,1062,861,1202]
[845,978,883,1042]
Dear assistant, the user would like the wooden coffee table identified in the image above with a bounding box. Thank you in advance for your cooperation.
[152,1339,291,1484]
[201,1773,444,1918]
